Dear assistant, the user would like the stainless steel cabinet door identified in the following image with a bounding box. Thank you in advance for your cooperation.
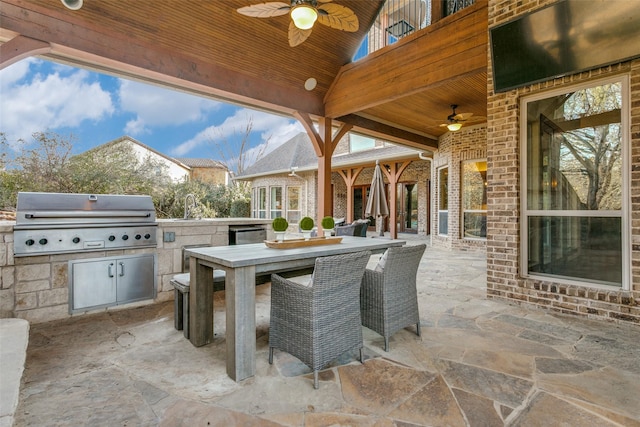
[71,259,117,311]
[115,254,155,303]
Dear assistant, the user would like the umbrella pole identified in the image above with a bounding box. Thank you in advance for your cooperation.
[378,215,385,237]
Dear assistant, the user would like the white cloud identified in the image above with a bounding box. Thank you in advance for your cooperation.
[170,109,303,163]
[118,79,221,135]
[0,60,114,148]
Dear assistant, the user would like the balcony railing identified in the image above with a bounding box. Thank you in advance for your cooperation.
[354,0,475,60]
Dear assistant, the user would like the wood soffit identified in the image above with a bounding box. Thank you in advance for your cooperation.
[0,0,488,151]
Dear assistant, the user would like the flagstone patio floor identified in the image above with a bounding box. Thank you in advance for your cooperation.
[12,236,640,426]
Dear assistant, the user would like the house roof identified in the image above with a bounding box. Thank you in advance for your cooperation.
[84,136,191,170]
[175,158,227,170]
[238,132,425,179]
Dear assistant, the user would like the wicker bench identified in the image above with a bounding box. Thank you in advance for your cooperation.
[170,271,226,339]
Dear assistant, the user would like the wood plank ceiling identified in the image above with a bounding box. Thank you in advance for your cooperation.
[0,0,488,152]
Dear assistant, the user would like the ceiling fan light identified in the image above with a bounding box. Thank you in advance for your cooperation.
[447,122,462,132]
[291,5,318,30]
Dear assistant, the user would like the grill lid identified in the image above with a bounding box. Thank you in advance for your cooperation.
[15,192,157,227]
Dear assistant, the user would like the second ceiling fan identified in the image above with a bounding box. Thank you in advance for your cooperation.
[237,0,359,47]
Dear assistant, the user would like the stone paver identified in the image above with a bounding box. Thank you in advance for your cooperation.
[13,237,640,426]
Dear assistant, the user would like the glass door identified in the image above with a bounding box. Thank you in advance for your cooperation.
[396,182,418,233]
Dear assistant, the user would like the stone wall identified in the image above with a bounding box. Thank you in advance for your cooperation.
[486,0,640,324]
[0,219,272,324]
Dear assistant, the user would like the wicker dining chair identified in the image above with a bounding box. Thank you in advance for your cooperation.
[268,250,371,389]
[360,244,426,351]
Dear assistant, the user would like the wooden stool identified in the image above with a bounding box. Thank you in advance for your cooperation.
[170,271,226,339]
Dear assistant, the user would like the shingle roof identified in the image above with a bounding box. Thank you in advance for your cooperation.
[237,133,425,179]
[240,132,317,177]
[174,158,227,169]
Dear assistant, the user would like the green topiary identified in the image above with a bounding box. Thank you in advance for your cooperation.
[299,216,314,231]
[321,216,335,229]
[272,217,289,232]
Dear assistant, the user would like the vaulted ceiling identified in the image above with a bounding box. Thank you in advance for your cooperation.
[0,0,488,152]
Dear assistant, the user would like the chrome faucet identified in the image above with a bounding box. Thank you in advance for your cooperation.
[184,194,197,219]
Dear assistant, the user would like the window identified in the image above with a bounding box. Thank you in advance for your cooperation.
[256,187,266,219]
[350,134,375,152]
[270,187,282,218]
[522,77,628,288]
[462,160,487,238]
[438,167,449,235]
[287,186,301,223]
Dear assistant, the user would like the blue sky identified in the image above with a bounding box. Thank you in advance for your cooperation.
[0,58,304,166]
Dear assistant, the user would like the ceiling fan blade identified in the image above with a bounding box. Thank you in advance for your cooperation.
[317,3,359,31]
[237,2,290,18]
[288,22,313,47]
[454,112,474,120]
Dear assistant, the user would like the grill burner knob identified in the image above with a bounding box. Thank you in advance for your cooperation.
[135,234,142,240]
[39,238,48,245]
[72,237,80,244]
[122,235,129,241]
[26,239,35,246]
[108,235,116,241]
[144,233,151,239]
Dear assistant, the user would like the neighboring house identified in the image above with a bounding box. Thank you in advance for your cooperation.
[174,158,229,185]
[86,136,229,185]
[237,132,441,242]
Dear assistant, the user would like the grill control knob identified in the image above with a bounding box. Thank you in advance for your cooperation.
[108,235,116,241]
[122,235,129,241]
[26,239,35,246]
[135,234,142,240]
[39,238,48,245]
[144,233,151,239]
[72,237,81,244]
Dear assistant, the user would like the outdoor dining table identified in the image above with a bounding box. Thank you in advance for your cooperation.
[185,235,406,382]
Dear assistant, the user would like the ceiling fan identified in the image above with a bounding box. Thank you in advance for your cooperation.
[237,0,359,47]
[439,104,474,132]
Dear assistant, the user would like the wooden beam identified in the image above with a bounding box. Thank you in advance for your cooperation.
[0,1,325,116]
[325,0,487,118]
[337,167,364,223]
[338,114,438,149]
[0,34,50,69]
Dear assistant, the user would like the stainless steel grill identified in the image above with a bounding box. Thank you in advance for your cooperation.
[13,192,158,257]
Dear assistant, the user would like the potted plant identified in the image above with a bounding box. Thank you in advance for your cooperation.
[272,217,288,241]
[321,216,335,238]
[299,216,314,240]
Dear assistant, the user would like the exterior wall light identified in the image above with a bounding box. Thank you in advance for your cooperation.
[291,4,318,30]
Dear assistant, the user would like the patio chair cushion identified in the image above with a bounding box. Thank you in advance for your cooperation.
[374,250,389,272]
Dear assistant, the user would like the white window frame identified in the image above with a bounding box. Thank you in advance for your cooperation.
[286,186,301,223]
[438,166,449,236]
[519,75,630,290]
[270,186,283,218]
[462,159,487,240]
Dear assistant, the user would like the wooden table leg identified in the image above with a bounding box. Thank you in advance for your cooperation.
[188,257,214,347]
[225,265,256,381]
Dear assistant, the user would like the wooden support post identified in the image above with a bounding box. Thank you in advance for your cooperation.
[382,161,412,239]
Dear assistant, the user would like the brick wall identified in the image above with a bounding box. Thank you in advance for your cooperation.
[433,125,488,251]
[486,0,640,324]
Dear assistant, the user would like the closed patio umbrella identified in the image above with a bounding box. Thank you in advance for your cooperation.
[366,160,389,237]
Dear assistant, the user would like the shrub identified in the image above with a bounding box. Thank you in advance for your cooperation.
[321,216,335,229]
[272,217,289,232]
[230,199,250,217]
[299,216,314,231]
